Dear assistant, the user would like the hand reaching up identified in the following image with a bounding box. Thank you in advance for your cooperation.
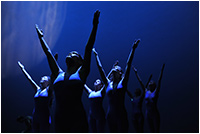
[93,10,100,26]
[35,24,44,38]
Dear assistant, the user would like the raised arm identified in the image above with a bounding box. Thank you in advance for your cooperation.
[79,10,100,83]
[83,84,93,95]
[155,63,165,96]
[35,24,62,78]
[122,39,140,86]
[18,61,40,92]
[145,74,153,88]
[92,48,108,86]
[132,66,146,92]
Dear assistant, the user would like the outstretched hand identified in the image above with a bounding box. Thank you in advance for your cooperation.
[93,10,100,26]
[18,61,24,69]
[35,24,44,38]
[161,63,165,72]
[92,48,98,56]
[132,66,137,73]
[133,39,140,49]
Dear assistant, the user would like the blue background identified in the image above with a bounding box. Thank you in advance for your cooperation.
[1,1,199,132]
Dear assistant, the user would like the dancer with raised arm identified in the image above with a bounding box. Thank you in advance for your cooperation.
[127,67,152,133]
[93,39,140,132]
[84,52,118,133]
[84,80,106,133]
[18,62,52,132]
[35,10,100,132]
[133,64,165,132]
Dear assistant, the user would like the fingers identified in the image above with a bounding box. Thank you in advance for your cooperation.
[133,39,140,48]
[134,39,140,45]
[35,24,38,29]
[92,48,96,52]
[17,61,21,65]
[92,48,98,55]
[136,39,141,43]
[18,61,24,68]
[35,24,44,37]
[162,64,165,71]
[162,63,165,68]
[95,10,100,17]
[132,66,137,72]
[93,10,100,25]
[35,24,40,32]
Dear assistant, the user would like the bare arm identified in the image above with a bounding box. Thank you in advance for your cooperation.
[83,84,92,95]
[35,24,62,78]
[18,61,40,92]
[92,48,108,86]
[79,10,100,83]
[145,74,153,88]
[155,63,165,96]
[122,39,140,86]
[132,66,146,92]
[49,53,59,95]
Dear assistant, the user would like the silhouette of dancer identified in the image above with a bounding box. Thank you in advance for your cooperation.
[35,10,100,132]
[16,116,32,133]
[126,67,152,133]
[84,80,106,133]
[133,64,165,132]
[18,62,52,132]
[84,53,118,133]
[93,39,140,132]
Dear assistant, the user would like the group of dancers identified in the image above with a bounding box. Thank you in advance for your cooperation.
[17,10,165,133]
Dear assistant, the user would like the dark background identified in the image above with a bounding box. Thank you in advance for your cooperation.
[1,1,199,132]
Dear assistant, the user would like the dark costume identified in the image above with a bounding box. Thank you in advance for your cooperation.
[145,90,160,132]
[32,87,51,132]
[106,80,128,133]
[88,90,106,132]
[131,96,144,132]
[53,70,88,132]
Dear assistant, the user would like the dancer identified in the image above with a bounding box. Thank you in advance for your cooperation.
[127,67,152,133]
[93,39,140,132]
[133,64,165,132]
[35,10,100,132]
[84,80,106,133]
[18,62,52,132]
[84,55,118,133]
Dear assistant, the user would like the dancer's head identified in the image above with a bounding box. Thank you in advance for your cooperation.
[65,51,83,69]
[134,88,142,97]
[112,65,123,82]
[148,80,156,92]
[94,79,103,91]
[40,76,50,89]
